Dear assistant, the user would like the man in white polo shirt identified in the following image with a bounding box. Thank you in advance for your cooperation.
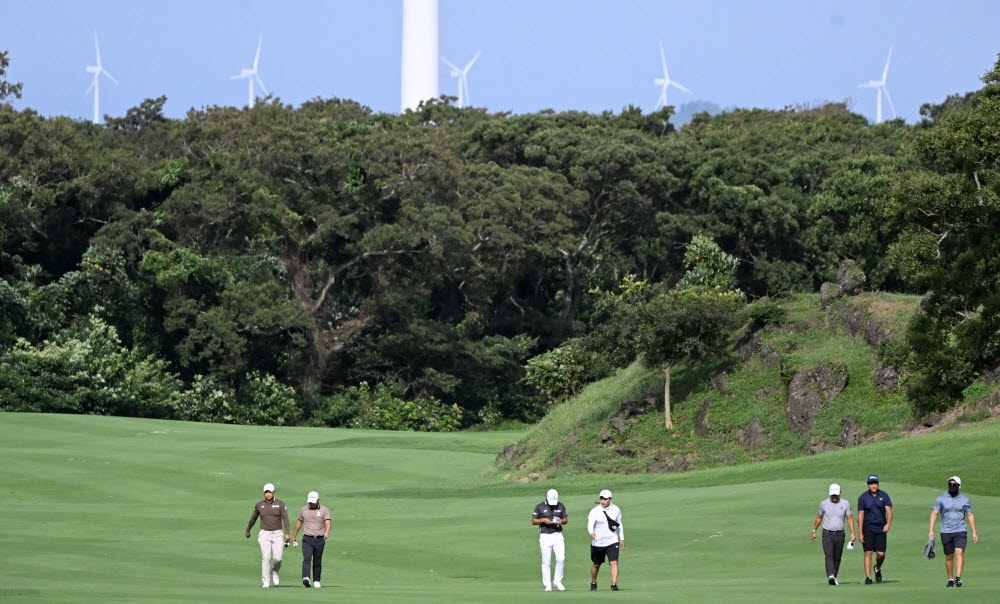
[587,489,624,591]
[531,488,567,591]
[812,483,856,585]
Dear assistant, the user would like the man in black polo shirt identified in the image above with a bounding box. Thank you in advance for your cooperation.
[532,489,568,591]
[857,474,892,584]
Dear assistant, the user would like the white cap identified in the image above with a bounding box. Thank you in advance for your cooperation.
[262,483,275,493]
[546,489,559,505]
[949,476,962,486]
[829,483,841,496]
[599,489,613,499]
[307,491,319,503]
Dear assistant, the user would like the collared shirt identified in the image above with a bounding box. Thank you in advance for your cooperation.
[247,498,290,533]
[532,501,568,534]
[933,493,972,533]
[298,504,331,536]
[857,489,892,531]
[587,503,623,547]
[818,497,852,531]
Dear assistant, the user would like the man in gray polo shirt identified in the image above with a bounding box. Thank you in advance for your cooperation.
[928,476,978,587]
[812,483,856,585]
[291,491,331,589]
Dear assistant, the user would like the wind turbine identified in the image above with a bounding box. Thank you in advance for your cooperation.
[441,50,480,108]
[84,30,118,124]
[653,41,690,110]
[859,46,896,124]
[401,0,439,111]
[231,34,267,107]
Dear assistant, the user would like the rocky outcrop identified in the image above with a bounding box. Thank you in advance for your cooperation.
[802,436,840,455]
[840,415,867,447]
[756,386,778,401]
[786,363,849,433]
[736,417,768,448]
[820,260,867,308]
[874,366,899,395]
[647,453,698,473]
[693,396,712,437]
[735,327,762,360]
[496,443,522,462]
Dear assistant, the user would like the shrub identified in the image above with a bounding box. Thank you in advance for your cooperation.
[0,315,182,417]
[743,297,787,327]
[237,371,302,426]
[522,339,610,404]
[962,381,991,403]
[316,382,462,431]
[955,408,990,423]
[174,374,238,423]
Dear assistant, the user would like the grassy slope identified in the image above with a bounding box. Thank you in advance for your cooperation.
[492,293,939,480]
[2,412,999,603]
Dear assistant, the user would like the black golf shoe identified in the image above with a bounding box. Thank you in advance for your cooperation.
[955,577,962,587]
[611,584,619,591]
[946,579,955,587]
[865,577,873,585]
[590,582,597,591]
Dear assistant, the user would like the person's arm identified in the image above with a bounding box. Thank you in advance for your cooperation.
[968,512,977,543]
[812,513,823,540]
[858,510,865,542]
[531,507,553,525]
[246,506,260,538]
[560,507,568,525]
[617,510,625,549]
[928,508,939,539]
[282,504,291,541]
[587,511,597,539]
[883,506,892,533]
[324,518,331,539]
[848,512,856,542]
[292,518,303,542]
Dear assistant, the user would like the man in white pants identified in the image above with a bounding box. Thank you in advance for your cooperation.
[587,489,624,591]
[531,488,567,591]
[245,483,291,588]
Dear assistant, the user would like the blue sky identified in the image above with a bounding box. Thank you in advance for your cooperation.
[2,0,998,123]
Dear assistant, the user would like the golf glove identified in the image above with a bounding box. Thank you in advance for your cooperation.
[846,540,855,550]
[292,541,299,548]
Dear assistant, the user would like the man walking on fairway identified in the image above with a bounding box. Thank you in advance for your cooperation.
[531,488,567,591]
[928,476,978,587]
[857,474,892,584]
[245,483,291,588]
[291,491,331,588]
[812,483,856,585]
[587,489,624,591]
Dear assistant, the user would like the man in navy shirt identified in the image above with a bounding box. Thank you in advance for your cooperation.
[857,474,892,584]
[928,476,978,587]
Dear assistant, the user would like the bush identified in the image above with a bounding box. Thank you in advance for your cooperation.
[743,297,787,327]
[962,381,991,403]
[316,382,462,431]
[237,371,301,426]
[522,339,610,404]
[174,374,238,423]
[955,408,990,423]
[0,315,182,417]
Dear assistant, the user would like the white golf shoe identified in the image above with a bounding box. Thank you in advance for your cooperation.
[314,581,322,588]
[272,571,279,585]
[262,579,270,588]
[544,585,552,591]
[554,581,565,591]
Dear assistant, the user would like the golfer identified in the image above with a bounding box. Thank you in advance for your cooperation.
[857,474,892,584]
[245,483,291,588]
[291,491,331,589]
[812,483,856,585]
[928,476,978,587]
[531,488,567,591]
[587,489,624,591]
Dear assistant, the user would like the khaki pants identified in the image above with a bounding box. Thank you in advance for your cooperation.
[258,529,284,583]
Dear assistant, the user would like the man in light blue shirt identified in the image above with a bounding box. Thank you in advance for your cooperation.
[928,476,978,587]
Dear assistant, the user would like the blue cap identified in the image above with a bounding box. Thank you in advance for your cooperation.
[867,475,879,484]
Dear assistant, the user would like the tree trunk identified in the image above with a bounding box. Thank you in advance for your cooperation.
[663,363,672,429]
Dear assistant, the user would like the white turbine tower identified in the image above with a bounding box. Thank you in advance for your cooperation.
[441,51,480,108]
[231,34,267,107]
[653,41,691,110]
[859,46,896,124]
[401,0,439,112]
[84,30,118,124]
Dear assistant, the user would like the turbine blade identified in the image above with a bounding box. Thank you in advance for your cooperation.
[464,49,481,72]
[659,40,668,77]
[94,30,101,67]
[103,70,119,85]
[253,33,262,70]
[672,81,692,94]
[255,73,268,95]
[230,74,245,80]
[85,78,95,96]
[882,86,896,118]
[441,57,459,71]
[882,46,892,82]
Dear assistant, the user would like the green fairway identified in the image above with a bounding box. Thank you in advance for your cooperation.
[2,412,998,603]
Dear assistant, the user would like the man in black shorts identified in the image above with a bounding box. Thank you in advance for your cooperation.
[586,489,624,591]
[857,474,892,584]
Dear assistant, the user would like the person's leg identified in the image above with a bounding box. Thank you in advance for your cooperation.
[539,537,553,588]
[874,551,885,571]
[822,532,836,577]
[610,561,619,584]
[945,554,954,578]
[863,550,872,578]
[258,532,271,584]
[591,563,600,583]
[271,532,284,573]
[831,532,845,577]
[954,548,964,578]
[302,537,314,581]
[313,537,325,582]
[553,536,565,586]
